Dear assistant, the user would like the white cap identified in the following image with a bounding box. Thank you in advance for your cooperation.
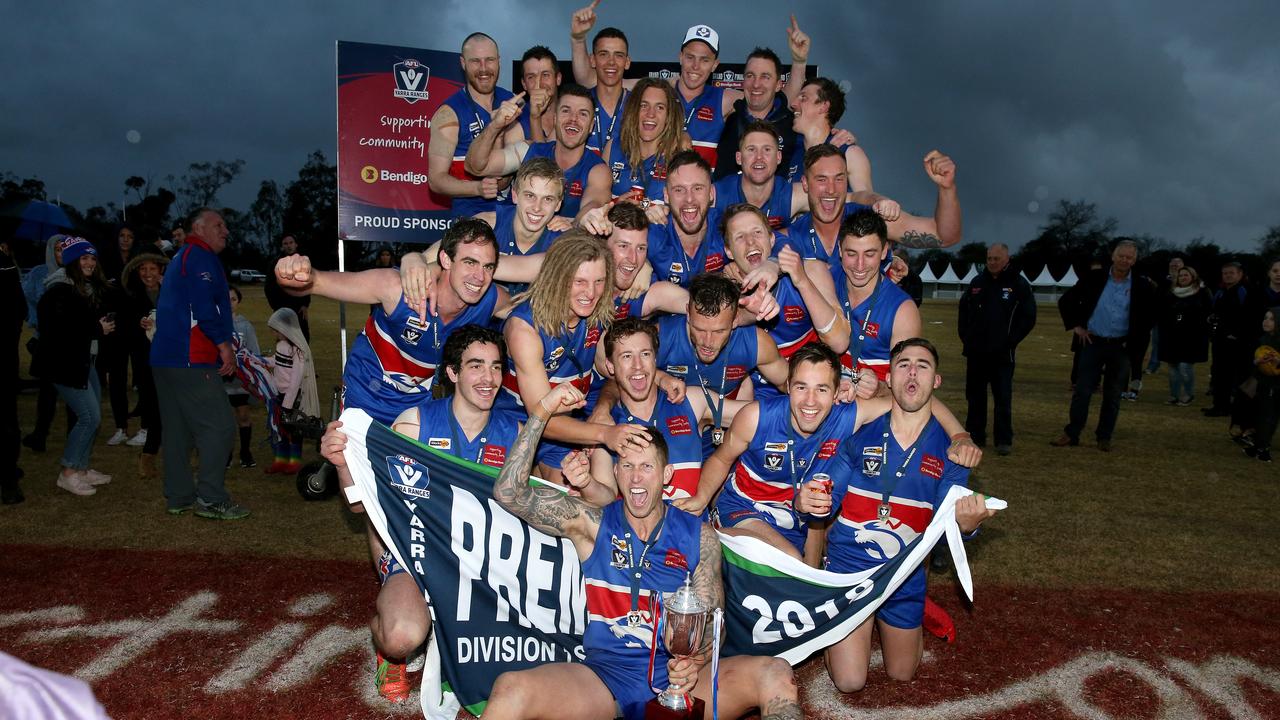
[682,24,719,54]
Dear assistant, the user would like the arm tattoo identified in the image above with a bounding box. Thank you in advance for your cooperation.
[493,412,600,537]
[686,523,725,661]
[762,698,803,720]
[897,230,942,249]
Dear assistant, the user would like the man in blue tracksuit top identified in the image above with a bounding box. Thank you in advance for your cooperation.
[150,208,247,520]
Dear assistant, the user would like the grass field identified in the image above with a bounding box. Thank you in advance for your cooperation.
[3,285,1277,593]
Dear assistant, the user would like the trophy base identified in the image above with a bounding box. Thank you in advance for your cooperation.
[644,697,705,719]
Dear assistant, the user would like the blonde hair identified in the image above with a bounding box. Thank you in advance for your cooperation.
[520,230,615,335]
[619,78,684,174]
[515,156,564,200]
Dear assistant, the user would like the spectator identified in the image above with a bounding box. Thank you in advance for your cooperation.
[264,234,311,341]
[1069,256,1107,389]
[1204,261,1260,421]
[1244,307,1280,462]
[1263,259,1280,307]
[1157,266,1211,406]
[373,246,396,268]
[264,308,318,475]
[1052,239,1157,451]
[225,285,260,469]
[21,234,68,453]
[121,250,168,477]
[1145,255,1185,375]
[141,226,173,256]
[150,208,248,520]
[2,240,24,504]
[889,247,924,306]
[99,227,136,447]
[170,223,186,252]
[35,237,116,496]
[958,242,1037,455]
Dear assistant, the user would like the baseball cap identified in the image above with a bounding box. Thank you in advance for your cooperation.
[682,25,719,55]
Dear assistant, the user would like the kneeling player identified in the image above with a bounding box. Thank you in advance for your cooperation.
[486,384,801,720]
[796,338,997,691]
[321,326,523,702]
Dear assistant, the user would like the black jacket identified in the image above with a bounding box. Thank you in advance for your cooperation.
[1058,267,1158,350]
[959,268,1037,357]
[713,95,798,181]
[1157,288,1211,364]
[1210,282,1262,345]
[35,280,106,388]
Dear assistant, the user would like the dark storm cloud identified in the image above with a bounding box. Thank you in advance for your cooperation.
[2,0,1277,250]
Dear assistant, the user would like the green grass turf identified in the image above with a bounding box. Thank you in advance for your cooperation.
[3,286,1276,592]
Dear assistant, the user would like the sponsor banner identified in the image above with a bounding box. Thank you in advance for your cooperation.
[338,41,461,245]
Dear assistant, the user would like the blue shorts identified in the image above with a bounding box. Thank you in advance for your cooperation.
[586,654,667,720]
[826,558,925,630]
[714,487,806,554]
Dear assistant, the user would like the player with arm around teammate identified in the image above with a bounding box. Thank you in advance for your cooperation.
[484,382,801,720]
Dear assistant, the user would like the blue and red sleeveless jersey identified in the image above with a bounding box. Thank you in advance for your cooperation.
[645,209,727,288]
[613,291,648,321]
[501,141,605,219]
[826,414,969,602]
[677,84,726,169]
[415,397,522,468]
[587,87,628,157]
[607,141,668,204]
[783,202,873,271]
[831,269,911,382]
[342,288,498,425]
[785,131,853,182]
[582,502,702,668]
[492,203,560,296]
[499,301,603,409]
[713,175,794,230]
[719,397,858,540]
[609,395,703,500]
[443,85,515,217]
[655,313,756,399]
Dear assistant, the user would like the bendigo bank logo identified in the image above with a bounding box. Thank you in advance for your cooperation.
[387,455,431,498]
[393,59,430,104]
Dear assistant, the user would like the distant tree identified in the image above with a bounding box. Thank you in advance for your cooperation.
[1183,237,1222,282]
[176,159,245,216]
[913,248,953,276]
[1017,199,1117,276]
[282,150,338,268]
[124,176,147,202]
[955,241,987,267]
[1257,225,1280,261]
[123,183,176,236]
[249,180,285,253]
[0,173,48,205]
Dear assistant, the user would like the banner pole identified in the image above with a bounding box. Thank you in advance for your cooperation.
[337,237,348,370]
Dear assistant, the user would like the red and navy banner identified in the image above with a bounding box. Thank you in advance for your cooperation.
[337,41,460,245]
[338,408,1002,718]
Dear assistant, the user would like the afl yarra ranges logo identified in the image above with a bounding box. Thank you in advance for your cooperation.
[386,455,430,498]
[393,59,430,103]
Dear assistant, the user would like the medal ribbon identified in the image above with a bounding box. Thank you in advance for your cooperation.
[843,273,885,371]
[877,427,925,519]
[627,509,668,624]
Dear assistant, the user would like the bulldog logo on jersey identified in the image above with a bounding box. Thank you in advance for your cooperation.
[610,535,629,568]
[392,59,430,104]
[386,455,430,499]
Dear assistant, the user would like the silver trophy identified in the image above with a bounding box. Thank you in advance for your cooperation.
[657,573,708,712]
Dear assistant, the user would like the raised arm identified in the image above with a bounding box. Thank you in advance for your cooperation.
[778,246,848,350]
[464,93,528,177]
[783,14,810,105]
[493,384,601,556]
[886,150,961,249]
[569,1,600,87]
[804,260,852,352]
[274,255,404,314]
[754,330,790,389]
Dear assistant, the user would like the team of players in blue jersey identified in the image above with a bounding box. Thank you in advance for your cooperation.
[295,7,999,718]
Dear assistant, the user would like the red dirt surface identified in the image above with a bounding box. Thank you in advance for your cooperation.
[1,545,1277,719]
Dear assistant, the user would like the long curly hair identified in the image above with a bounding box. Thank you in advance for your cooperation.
[518,229,615,335]
[618,78,685,174]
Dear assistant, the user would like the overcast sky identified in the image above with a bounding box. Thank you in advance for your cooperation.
[2,0,1277,250]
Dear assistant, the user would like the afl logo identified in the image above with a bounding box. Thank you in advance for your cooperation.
[393,59,431,104]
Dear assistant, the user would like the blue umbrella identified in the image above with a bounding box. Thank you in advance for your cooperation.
[8,200,73,242]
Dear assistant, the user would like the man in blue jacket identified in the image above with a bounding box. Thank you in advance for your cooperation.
[150,208,247,519]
